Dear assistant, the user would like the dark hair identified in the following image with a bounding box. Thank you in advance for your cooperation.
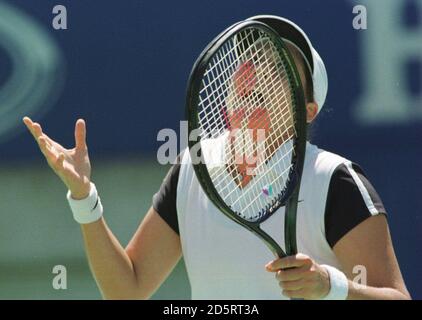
[284,42,314,104]
[302,64,314,104]
[285,43,316,140]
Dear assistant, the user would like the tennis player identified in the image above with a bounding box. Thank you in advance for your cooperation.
[23,15,410,300]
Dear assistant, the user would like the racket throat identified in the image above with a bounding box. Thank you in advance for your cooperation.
[284,189,299,256]
[250,225,287,258]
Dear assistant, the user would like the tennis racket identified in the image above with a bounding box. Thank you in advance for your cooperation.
[186,20,307,259]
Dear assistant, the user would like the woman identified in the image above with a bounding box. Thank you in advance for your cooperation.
[23,15,410,300]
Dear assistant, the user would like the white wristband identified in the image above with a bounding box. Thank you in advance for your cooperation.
[66,182,103,224]
[321,265,349,300]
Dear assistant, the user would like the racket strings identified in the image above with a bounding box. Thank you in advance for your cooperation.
[203,32,296,219]
[215,37,294,186]
[213,37,295,166]
[233,40,296,217]
[199,36,251,112]
[212,75,294,193]
[228,48,294,161]
[221,32,294,148]
[201,35,293,155]
[197,28,297,221]
[198,29,258,132]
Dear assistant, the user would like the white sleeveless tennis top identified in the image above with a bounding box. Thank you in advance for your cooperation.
[176,142,348,299]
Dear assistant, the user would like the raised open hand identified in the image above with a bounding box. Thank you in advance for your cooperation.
[23,117,92,199]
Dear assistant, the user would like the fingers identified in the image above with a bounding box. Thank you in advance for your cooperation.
[279,279,307,291]
[267,254,331,300]
[266,253,313,271]
[56,152,65,170]
[24,117,56,163]
[74,119,87,150]
[22,116,33,129]
[282,288,309,299]
[24,117,87,151]
[23,117,54,144]
[32,123,43,138]
[23,118,54,151]
[278,274,317,299]
[39,138,66,173]
[275,265,312,282]
[23,117,43,140]
[38,136,56,162]
[23,117,71,177]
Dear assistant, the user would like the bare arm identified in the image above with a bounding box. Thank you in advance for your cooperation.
[23,117,181,299]
[81,207,181,299]
[267,214,410,300]
[333,214,410,300]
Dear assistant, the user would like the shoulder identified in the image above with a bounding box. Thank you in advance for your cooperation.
[152,153,184,235]
[324,160,387,248]
[313,145,347,163]
[305,143,349,177]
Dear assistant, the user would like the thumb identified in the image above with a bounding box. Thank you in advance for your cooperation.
[75,119,87,150]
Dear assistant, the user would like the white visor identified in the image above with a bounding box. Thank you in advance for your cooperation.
[246,15,328,115]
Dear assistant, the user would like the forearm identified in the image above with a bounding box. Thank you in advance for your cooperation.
[347,281,410,300]
[80,217,141,299]
[23,118,152,299]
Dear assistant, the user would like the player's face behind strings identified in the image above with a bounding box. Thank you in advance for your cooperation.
[225,39,316,188]
[225,38,290,187]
